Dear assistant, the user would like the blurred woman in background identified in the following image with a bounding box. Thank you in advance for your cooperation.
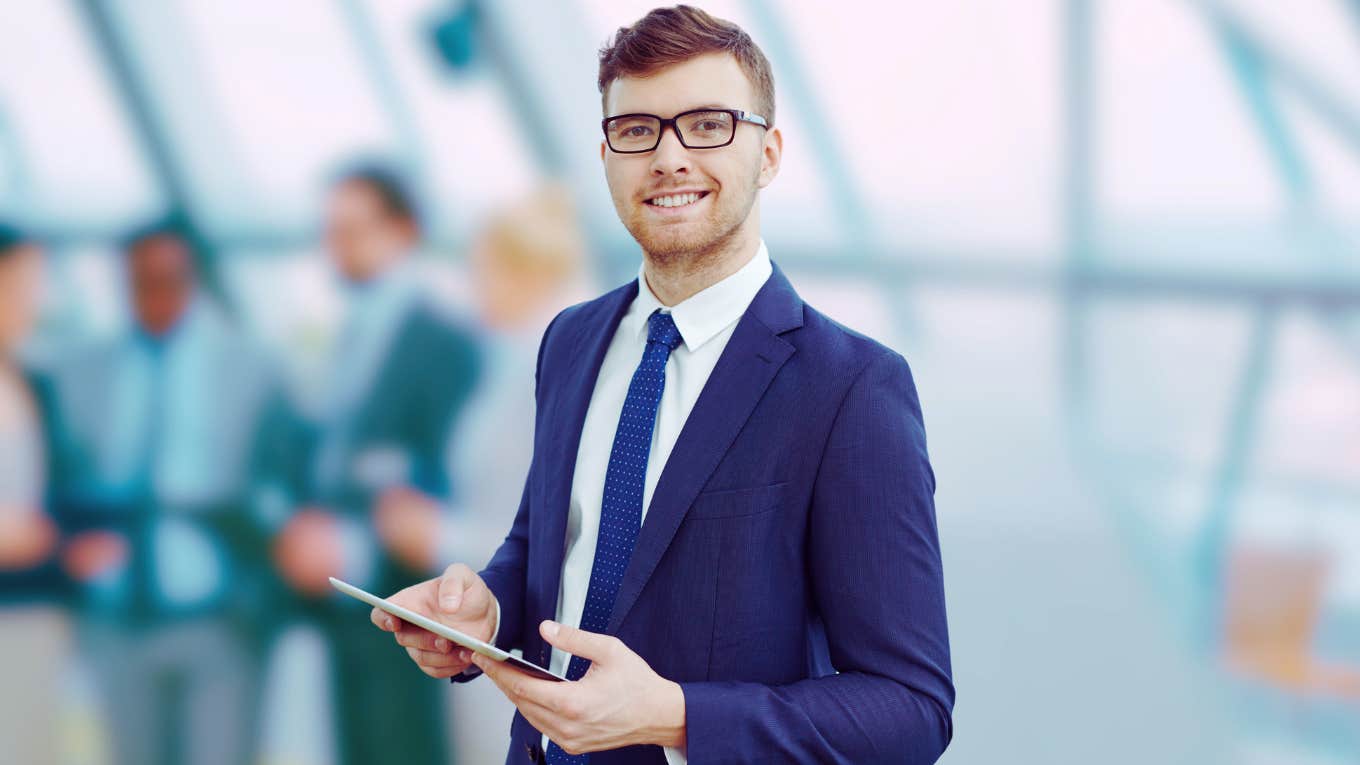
[0,221,67,765]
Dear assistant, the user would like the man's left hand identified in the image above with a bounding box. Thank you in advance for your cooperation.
[470,620,686,755]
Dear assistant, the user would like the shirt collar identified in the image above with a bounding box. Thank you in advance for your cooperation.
[626,240,773,353]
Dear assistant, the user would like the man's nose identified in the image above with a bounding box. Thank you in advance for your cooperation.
[649,123,691,176]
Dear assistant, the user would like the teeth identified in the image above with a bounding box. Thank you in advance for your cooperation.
[650,192,702,208]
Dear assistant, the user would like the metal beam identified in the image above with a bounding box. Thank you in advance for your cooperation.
[1189,304,1278,653]
[70,0,227,303]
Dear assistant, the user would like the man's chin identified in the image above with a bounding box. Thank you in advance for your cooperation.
[631,221,713,260]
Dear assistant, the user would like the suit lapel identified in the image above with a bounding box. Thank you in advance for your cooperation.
[606,266,804,634]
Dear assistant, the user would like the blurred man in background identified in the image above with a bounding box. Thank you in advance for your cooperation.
[51,217,295,765]
[0,222,67,765]
[272,165,481,765]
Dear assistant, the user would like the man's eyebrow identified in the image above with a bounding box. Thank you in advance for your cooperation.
[609,104,734,117]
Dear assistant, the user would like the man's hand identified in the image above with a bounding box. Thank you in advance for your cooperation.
[370,562,499,679]
[374,486,441,571]
[273,507,344,595]
[471,620,685,755]
[61,530,129,582]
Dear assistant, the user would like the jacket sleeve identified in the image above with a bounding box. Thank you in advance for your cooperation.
[680,349,955,764]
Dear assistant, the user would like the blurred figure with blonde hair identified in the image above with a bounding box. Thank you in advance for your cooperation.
[441,183,593,762]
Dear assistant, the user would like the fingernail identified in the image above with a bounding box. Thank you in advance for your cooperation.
[542,620,559,638]
[385,617,394,630]
[459,649,471,662]
[441,594,460,610]
[435,638,450,652]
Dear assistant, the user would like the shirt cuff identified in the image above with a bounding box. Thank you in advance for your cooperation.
[662,745,687,764]
[336,516,377,591]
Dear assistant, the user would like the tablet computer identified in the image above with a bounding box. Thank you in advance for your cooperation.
[329,577,566,682]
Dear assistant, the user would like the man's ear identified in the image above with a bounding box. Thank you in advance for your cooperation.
[600,140,607,162]
[757,127,783,189]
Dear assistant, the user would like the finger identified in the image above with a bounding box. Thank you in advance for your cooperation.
[471,658,574,745]
[471,653,570,710]
[392,626,452,653]
[437,563,477,613]
[370,608,400,632]
[405,646,469,670]
[539,620,619,664]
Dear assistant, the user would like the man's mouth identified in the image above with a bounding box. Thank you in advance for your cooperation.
[644,191,710,209]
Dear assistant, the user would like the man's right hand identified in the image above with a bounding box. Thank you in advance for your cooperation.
[371,562,499,679]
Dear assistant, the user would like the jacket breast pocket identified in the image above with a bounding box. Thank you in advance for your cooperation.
[685,481,788,520]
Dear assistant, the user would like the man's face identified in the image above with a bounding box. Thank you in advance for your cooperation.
[127,234,195,337]
[601,52,781,265]
[0,244,43,352]
[324,181,416,283]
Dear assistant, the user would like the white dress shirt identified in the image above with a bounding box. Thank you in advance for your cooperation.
[0,363,43,509]
[541,241,772,763]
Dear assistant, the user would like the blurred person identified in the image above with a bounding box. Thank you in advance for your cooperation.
[273,164,480,765]
[0,222,67,765]
[50,217,296,765]
[444,184,594,763]
[371,6,952,764]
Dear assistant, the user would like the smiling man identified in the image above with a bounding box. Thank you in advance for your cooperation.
[372,6,954,764]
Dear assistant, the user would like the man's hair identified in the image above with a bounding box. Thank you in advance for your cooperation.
[0,220,32,261]
[120,214,193,256]
[597,5,776,126]
[333,162,422,231]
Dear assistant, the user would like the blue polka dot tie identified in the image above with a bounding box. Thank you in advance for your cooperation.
[546,309,683,764]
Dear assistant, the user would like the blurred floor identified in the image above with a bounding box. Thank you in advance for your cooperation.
[907,288,1236,763]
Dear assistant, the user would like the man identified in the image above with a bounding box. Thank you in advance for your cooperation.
[373,6,953,764]
[51,218,293,765]
[272,165,481,765]
[0,222,67,765]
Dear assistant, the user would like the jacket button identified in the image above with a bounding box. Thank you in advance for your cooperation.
[525,742,544,762]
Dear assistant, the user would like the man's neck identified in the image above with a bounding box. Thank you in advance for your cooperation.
[642,232,760,307]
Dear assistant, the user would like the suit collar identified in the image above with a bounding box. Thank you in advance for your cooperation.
[625,240,775,353]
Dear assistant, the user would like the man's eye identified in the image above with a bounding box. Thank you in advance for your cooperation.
[697,121,722,131]
[624,126,653,137]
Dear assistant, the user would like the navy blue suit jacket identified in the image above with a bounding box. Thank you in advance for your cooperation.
[465,265,953,764]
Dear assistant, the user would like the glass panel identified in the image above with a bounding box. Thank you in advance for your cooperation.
[357,0,541,241]
[0,1,161,227]
[784,0,1062,256]
[174,0,398,233]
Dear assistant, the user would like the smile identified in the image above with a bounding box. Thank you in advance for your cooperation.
[645,191,710,208]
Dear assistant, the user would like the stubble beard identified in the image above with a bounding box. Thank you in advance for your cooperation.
[622,168,760,273]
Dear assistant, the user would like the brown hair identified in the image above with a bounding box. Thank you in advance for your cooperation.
[597,5,776,126]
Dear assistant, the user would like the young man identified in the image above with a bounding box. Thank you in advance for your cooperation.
[373,6,954,763]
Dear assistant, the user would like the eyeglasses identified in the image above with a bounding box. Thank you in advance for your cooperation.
[602,108,769,153]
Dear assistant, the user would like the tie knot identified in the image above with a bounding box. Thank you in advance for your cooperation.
[646,310,683,351]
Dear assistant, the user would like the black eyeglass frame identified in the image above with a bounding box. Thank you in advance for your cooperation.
[602,108,770,154]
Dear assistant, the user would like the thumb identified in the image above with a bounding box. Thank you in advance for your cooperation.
[540,620,618,663]
[437,563,476,613]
